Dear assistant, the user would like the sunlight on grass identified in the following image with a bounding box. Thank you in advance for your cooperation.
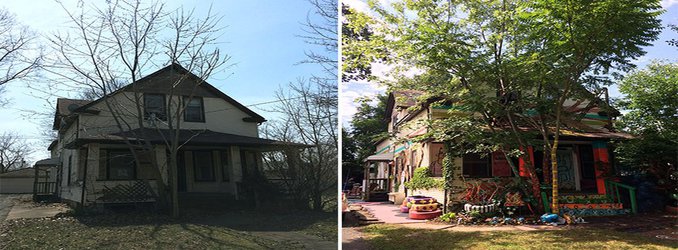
[360,225,678,250]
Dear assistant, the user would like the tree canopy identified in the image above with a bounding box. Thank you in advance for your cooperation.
[344,0,663,212]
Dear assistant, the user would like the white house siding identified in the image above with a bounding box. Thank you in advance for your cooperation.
[78,92,259,140]
[59,148,83,204]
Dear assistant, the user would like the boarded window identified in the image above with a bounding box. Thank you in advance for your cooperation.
[107,150,136,180]
[144,94,166,121]
[221,150,231,182]
[184,97,205,122]
[462,153,491,178]
[193,151,215,181]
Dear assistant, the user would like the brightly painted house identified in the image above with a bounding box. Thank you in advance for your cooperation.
[363,90,637,215]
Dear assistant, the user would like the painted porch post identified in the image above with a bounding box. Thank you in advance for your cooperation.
[592,141,609,194]
[518,146,534,177]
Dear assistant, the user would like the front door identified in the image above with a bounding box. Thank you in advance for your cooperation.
[556,149,577,190]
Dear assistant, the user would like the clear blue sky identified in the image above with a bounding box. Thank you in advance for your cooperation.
[341,0,678,127]
[0,0,334,162]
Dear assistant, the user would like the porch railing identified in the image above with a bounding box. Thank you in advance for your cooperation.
[367,178,389,193]
[604,179,637,214]
[34,181,56,195]
[540,185,552,214]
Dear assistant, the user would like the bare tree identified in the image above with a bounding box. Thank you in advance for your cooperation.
[45,0,228,217]
[258,0,338,211]
[263,80,337,210]
[0,131,33,173]
[0,8,42,105]
[299,0,338,107]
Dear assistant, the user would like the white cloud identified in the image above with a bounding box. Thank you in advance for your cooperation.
[340,81,387,128]
[342,0,370,13]
[662,0,678,9]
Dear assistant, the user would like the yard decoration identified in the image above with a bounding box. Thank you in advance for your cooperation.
[405,195,442,220]
[409,209,443,220]
[460,181,501,213]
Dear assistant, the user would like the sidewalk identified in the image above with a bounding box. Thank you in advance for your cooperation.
[354,201,428,224]
[5,202,69,220]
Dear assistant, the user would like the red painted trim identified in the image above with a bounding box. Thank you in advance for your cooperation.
[518,146,534,177]
[592,143,609,194]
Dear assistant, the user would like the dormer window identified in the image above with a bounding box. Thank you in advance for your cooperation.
[184,97,205,122]
[144,94,166,121]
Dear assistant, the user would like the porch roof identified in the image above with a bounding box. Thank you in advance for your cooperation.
[65,128,309,150]
[34,158,60,166]
[363,153,394,162]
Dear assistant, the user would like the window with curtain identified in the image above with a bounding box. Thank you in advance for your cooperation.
[144,94,166,121]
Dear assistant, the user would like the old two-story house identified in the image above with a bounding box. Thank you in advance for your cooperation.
[364,90,638,215]
[49,63,298,207]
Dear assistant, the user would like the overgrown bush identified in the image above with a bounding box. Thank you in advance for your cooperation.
[404,167,444,190]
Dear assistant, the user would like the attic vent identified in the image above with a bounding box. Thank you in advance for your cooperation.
[67,104,80,112]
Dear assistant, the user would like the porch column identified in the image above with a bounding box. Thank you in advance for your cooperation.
[83,143,99,206]
[518,146,534,177]
[592,141,609,194]
[230,146,242,200]
[154,146,168,185]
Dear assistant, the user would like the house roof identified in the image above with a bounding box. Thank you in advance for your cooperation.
[364,153,394,162]
[64,128,309,150]
[73,63,266,123]
[52,98,91,130]
[34,158,60,166]
[47,140,58,151]
[384,90,424,121]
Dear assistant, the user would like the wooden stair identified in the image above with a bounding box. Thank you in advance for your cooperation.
[557,194,629,216]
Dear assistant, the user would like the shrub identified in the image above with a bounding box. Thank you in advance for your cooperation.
[404,166,444,190]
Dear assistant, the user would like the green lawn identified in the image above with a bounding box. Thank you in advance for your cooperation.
[359,225,678,250]
[0,210,336,249]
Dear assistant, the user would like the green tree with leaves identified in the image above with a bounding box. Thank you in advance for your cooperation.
[346,0,662,212]
[615,62,678,200]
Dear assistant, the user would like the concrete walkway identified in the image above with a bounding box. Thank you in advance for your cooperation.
[5,202,69,220]
[351,200,562,232]
[357,202,427,224]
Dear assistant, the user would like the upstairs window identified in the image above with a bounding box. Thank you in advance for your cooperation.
[144,94,166,121]
[184,97,205,122]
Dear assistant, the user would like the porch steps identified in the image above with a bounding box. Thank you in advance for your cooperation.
[557,194,629,216]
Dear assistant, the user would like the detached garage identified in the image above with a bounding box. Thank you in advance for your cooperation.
[0,168,37,194]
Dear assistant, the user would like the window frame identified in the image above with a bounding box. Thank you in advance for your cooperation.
[183,96,205,123]
[144,93,167,121]
[462,152,492,178]
[106,149,137,180]
[193,150,215,182]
